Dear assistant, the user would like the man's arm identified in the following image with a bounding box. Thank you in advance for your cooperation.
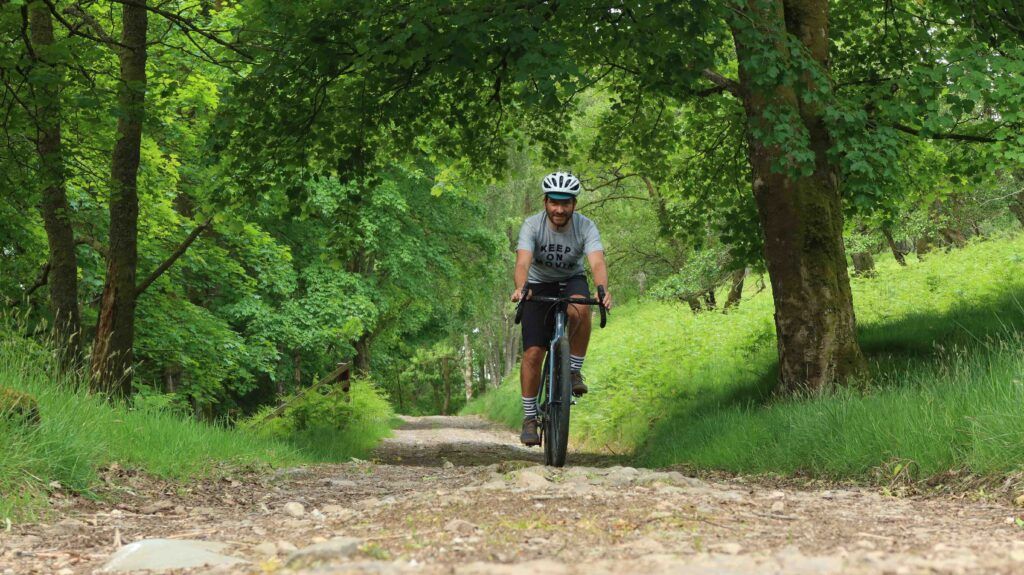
[511,249,533,301]
[587,250,612,309]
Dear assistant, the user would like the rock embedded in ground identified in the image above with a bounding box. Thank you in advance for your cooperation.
[320,478,358,489]
[282,501,305,517]
[271,467,313,482]
[252,541,277,557]
[604,466,641,486]
[276,540,298,553]
[100,539,247,572]
[444,518,478,536]
[516,467,551,489]
[285,536,363,569]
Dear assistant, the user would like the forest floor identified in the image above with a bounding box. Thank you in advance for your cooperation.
[4,415,1024,574]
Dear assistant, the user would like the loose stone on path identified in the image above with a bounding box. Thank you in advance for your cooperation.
[100,539,247,572]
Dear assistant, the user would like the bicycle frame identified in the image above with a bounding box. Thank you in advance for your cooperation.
[542,301,570,418]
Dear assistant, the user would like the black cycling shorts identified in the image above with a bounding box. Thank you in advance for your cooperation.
[521,275,590,350]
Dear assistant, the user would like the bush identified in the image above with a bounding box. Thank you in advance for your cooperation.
[240,377,394,460]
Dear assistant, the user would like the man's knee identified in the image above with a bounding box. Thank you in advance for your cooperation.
[568,300,591,324]
[522,346,546,365]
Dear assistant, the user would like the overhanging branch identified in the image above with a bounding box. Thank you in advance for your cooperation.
[700,69,740,98]
[890,122,1000,143]
[135,218,213,297]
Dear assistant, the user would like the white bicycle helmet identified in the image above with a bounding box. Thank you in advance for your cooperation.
[541,172,582,200]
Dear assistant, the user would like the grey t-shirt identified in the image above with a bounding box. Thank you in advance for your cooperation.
[516,211,604,283]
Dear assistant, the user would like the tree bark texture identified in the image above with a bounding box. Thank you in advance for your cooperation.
[851,251,876,276]
[724,267,747,310]
[462,334,474,402]
[354,334,371,374]
[91,0,147,397]
[882,227,907,266]
[29,3,81,365]
[1010,190,1024,227]
[730,0,866,393]
[441,358,451,416]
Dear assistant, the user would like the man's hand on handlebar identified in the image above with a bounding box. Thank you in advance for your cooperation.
[510,286,529,303]
[598,286,613,310]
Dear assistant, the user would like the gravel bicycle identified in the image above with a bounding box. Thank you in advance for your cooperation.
[515,285,607,467]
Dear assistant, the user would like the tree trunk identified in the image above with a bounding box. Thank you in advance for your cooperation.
[462,334,474,402]
[685,296,702,313]
[90,0,147,397]
[939,227,967,249]
[724,267,746,310]
[293,350,302,388]
[882,226,907,266]
[851,251,875,277]
[29,3,81,365]
[1010,192,1024,227]
[354,334,371,374]
[441,358,451,415]
[703,289,717,310]
[730,0,866,393]
[163,363,180,393]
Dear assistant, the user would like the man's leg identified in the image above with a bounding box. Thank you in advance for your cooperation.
[520,346,546,446]
[567,296,592,395]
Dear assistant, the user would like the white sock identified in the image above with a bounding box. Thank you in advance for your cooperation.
[522,396,538,419]
[569,354,585,373]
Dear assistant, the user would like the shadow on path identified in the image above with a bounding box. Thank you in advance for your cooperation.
[373,415,628,468]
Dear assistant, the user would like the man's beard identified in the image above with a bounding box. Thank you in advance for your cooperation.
[546,208,573,227]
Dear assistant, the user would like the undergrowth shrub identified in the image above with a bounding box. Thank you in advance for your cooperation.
[240,377,394,460]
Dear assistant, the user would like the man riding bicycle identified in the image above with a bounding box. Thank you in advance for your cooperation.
[511,172,612,447]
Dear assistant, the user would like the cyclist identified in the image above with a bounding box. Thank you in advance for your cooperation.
[511,172,612,447]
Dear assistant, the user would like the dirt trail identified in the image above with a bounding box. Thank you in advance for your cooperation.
[4,415,1024,574]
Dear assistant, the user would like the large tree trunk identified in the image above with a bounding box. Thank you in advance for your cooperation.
[29,3,81,365]
[91,0,147,397]
[724,267,747,310]
[730,0,866,393]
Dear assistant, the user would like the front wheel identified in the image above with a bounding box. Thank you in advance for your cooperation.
[544,335,572,467]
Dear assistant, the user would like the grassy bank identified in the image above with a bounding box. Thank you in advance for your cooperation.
[0,334,393,521]
[465,233,1024,481]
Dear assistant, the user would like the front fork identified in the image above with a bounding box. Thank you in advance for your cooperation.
[546,306,568,410]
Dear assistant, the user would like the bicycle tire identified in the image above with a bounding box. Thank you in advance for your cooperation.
[546,335,572,467]
[540,355,553,464]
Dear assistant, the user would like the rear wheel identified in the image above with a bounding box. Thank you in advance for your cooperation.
[544,335,572,467]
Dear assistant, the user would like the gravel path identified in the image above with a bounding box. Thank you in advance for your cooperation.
[4,415,1024,574]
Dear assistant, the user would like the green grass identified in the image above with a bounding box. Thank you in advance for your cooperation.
[0,333,393,521]
[465,232,1024,481]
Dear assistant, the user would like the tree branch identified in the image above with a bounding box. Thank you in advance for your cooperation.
[700,69,740,97]
[42,0,129,48]
[25,262,50,297]
[109,0,253,61]
[890,122,1001,143]
[75,234,108,257]
[135,218,212,297]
